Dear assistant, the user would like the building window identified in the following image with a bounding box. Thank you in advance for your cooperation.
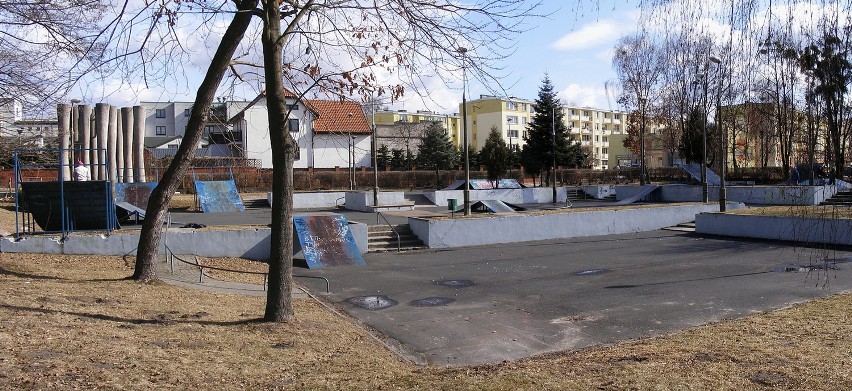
[289,104,299,111]
[184,108,190,117]
[507,115,519,125]
[168,144,178,149]
[399,114,409,123]
[506,101,519,110]
[288,119,299,132]
[205,125,216,134]
[583,110,590,117]
[595,135,599,142]
[156,108,166,118]
[603,136,608,142]
[155,126,166,135]
[603,147,608,154]
[582,135,591,141]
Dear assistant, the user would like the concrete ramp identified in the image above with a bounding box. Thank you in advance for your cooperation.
[677,163,721,186]
[20,181,118,232]
[443,179,524,190]
[455,200,524,213]
[294,214,365,269]
[115,201,145,223]
[115,182,158,209]
[193,180,245,213]
[614,186,660,205]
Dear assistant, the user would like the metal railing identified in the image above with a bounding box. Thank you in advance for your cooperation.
[376,211,401,252]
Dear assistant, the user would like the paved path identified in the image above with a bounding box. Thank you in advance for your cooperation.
[296,230,852,366]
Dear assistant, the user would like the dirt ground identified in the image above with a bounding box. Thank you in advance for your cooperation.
[3,198,852,389]
[1,253,851,389]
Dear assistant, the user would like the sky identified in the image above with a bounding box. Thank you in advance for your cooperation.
[72,0,644,115]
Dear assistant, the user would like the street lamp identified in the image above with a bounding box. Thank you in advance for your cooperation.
[458,47,471,215]
[638,97,647,186]
[507,118,514,151]
[551,106,558,203]
[697,70,709,203]
[709,55,725,211]
[371,97,379,206]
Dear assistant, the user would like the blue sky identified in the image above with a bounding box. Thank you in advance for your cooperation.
[393,0,641,114]
[75,0,642,114]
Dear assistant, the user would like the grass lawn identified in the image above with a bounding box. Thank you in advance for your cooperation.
[1,252,851,390]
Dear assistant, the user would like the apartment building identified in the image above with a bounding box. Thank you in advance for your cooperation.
[368,108,460,150]
[456,95,534,151]
[0,98,58,147]
[562,106,631,170]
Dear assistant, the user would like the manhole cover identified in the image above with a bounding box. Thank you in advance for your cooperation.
[434,279,476,288]
[575,268,608,276]
[409,297,455,307]
[344,295,398,310]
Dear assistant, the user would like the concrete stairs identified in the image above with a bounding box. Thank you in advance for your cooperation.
[820,190,852,206]
[242,197,270,209]
[566,188,593,201]
[368,224,426,252]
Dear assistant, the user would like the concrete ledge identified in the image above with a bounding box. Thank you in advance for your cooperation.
[695,212,852,245]
[268,191,347,209]
[1,221,369,259]
[344,191,407,212]
[409,202,744,249]
[580,185,615,199]
[424,187,569,207]
[617,184,836,205]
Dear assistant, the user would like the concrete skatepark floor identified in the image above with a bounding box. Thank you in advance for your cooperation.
[295,230,852,366]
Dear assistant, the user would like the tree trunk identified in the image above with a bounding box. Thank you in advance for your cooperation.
[132,0,258,282]
[262,0,295,322]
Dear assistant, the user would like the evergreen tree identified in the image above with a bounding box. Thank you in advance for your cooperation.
[678,106,709,164]
[390,148,405,170]
[376,144,391,169]
[479,126,510,187]
[417,121,458,186]
[523,74,582,185]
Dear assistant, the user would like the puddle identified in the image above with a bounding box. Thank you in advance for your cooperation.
[344,295,398,310]
[575,268,608,276]
[409,297,455,307]
[434,279,476,288]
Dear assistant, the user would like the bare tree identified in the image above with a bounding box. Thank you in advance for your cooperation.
[0,0,104,112]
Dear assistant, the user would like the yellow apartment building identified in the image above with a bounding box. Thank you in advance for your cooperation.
[456,95,534,151]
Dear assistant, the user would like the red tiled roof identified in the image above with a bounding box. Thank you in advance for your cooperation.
[308,100,371,135]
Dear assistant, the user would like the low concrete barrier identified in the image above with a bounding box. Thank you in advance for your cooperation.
[424,187,569,207]
[1,221,369,259]
[580,185,615,199]
[695,212,852,246]
[409,202,744,249]
[268,191,347,209]
[616,184,835,205]
[344,191,408,212]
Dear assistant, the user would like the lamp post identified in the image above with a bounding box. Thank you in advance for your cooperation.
[698,70,709,203]
[371,98,379,206]
[458,47,471,215]
[710,55,725,211]
[551,106,558,203]
[638,97,647,186]
[507,118,513,151]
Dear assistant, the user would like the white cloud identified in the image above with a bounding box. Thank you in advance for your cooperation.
[552,20,624,51]
[557,83,615,109]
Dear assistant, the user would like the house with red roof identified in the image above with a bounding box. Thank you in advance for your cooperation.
[142,92,372,170]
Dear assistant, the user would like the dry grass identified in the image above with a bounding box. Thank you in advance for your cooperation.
[2,253,852,390]
[732,205,852,219]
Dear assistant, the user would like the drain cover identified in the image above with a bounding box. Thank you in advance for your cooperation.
[344,295,398,310]
[575,268,607,276]
[434,279,476,288]
[409,297,455,307]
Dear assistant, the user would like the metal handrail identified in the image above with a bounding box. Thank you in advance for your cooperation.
[162,244,331,293]
[376,211,401,252]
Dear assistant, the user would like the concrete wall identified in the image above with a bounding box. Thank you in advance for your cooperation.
[1,221,369,259]
[616,184,835,206]
[410,203,744,249]
[424,187,569,207]
[344,191,406,212]
[268,191,347,209]
[580,185,615,199]
[312,134,372,169]
[696,212,852,246]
